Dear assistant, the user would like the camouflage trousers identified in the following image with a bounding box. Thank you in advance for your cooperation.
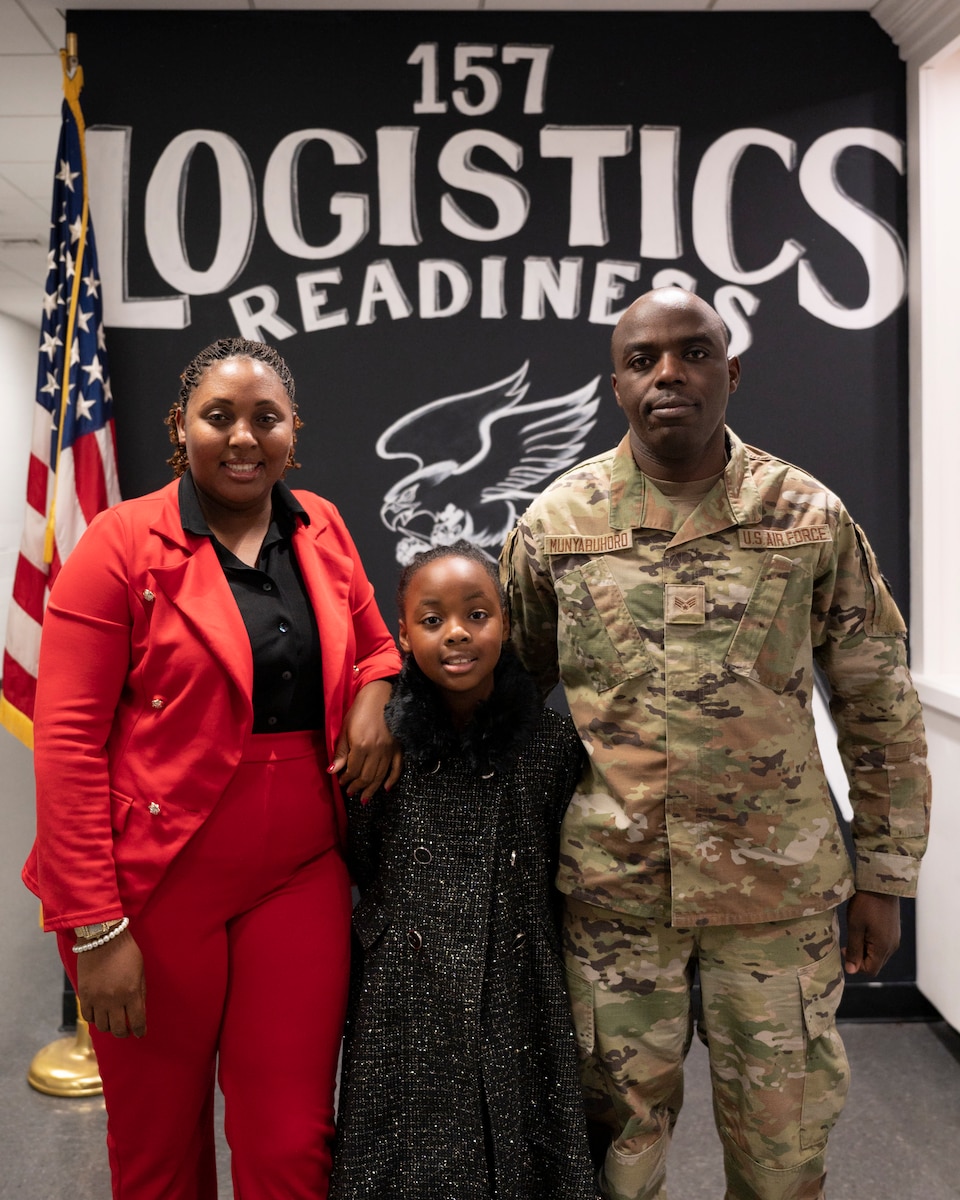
[562,898,849,1200]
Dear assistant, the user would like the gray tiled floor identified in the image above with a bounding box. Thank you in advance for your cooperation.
[4,731,959,1198]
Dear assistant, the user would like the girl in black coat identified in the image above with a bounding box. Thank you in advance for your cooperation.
[330,541,596,1200]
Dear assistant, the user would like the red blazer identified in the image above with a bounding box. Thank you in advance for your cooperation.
[23,479,400,931]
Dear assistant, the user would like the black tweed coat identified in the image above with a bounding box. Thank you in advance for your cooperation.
[330,651,596,1200]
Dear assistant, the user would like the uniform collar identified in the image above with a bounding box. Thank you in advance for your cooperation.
[608,426,762,540]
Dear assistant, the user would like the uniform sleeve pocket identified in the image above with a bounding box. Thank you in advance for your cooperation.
[854,524,906,638]
[555,558,656,694]
[851,739,930,839]
[725,552,811,693]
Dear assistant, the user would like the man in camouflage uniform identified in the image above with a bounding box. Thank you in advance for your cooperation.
[500,288,930,1200]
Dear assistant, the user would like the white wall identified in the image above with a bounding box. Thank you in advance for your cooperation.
[0,312,39,652]
[899,5,960,1029]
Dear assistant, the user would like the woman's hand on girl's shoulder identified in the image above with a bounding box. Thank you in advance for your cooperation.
[329,679,402,801]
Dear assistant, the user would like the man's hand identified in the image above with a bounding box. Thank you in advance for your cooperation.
[843,891,901,978]
[76,931,146,1037]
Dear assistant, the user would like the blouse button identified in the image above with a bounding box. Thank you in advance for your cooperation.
[267,716,278,726]
[148,802,161,816]
[281,670,293,681]
[278,621,288,634]
[151,698,164,710]
[413,846,433,865]
[512,931,528,953]
[407,929,423,951]
[142,589,155,603]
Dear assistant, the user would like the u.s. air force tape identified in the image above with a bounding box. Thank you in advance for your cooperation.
[739,526,832,549]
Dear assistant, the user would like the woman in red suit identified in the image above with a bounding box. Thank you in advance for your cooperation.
[23,337,401,1200]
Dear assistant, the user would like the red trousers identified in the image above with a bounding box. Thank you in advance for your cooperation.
[60,730,352,1200]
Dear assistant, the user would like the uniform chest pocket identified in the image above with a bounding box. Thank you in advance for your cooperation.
[555,557,656,693]
[724,552,812,694]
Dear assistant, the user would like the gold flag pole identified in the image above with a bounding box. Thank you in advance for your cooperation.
[25,34,103,1096]
[24,28,103,1099]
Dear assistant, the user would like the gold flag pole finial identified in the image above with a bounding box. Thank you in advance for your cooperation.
[64,33,79,79]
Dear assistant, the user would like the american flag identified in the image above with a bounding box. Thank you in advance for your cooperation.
[0,55,121,748]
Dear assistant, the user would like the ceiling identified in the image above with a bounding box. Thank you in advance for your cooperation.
[0,0,923,328]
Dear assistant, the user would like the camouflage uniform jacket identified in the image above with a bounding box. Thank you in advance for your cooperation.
[501,428,930,926]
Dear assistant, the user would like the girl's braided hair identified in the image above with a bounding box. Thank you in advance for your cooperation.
[395,539,506,617]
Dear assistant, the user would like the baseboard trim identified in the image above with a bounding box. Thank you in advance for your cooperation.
[838,980,941,1021]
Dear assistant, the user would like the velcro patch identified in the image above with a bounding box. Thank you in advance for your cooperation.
[665,584,705,624]
[544,531,632,555]
[739,526,832,549]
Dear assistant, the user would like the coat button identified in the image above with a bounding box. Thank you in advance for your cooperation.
[406,929,423,951]
[142,589,155,602]
[413,846,433,864]
[148,802,160,815]
[151,698,164,710]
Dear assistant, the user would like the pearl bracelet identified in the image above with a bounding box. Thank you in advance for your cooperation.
[72,916,130,954]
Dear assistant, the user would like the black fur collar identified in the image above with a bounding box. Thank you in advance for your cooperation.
[385,647,542,774]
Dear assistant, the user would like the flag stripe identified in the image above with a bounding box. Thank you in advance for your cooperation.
[26,453,49,518]
[73,427,112,523]
[18,501,52,575]
[0,56,121,749]
[4,600,43,675]
[11,558,47,628]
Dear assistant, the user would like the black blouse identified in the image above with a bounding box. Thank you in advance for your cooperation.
[179,471,324,733]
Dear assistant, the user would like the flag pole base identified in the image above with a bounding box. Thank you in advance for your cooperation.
[27,1006,103,1098]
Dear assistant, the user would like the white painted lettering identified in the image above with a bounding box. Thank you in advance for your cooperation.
[356,259,413,326]
[377,127,421,246]
[86,127,189,329]
[640,126,682,260]
[797,128,906,330]
[438,130,529,241]
[145,130,255,294]
[419,259,472,318]
[521,257,582,320]
[296,269,349,332]
[693,128,804,285]
[480,256,507,319]
[228,285,297,341]
[263,129,368,260]
[539,125,632,246]
[588,260,641,324]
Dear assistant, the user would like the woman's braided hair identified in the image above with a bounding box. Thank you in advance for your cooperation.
[164,337,303,477]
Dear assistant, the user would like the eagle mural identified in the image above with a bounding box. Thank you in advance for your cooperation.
[376,363,601,564]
